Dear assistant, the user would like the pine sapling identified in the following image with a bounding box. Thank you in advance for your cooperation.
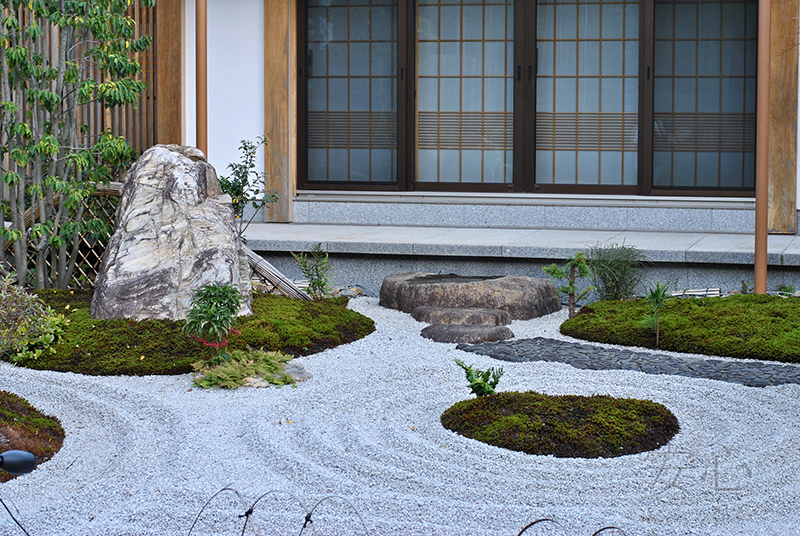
[542,251,594,319]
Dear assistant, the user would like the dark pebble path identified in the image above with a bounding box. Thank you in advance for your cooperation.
[456,337,800,388]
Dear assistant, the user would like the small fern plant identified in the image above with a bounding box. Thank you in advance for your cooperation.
[454,359,504,397]
[292,243,333,299]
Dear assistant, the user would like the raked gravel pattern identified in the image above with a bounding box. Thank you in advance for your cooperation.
[0,297,799,536]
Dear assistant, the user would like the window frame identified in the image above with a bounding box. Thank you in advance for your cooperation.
[296,0,757,198]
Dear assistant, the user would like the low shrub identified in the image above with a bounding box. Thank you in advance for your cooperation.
[0,274,67,362]
[291,243,333,299]
[561,294,800,362]
[183,282,243,360]
[441,391,679,458]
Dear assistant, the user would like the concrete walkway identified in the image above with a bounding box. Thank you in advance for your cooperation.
[245,222,800,267]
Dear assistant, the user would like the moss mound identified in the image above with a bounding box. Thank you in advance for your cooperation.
[441,391,679,458]
[561,294,800,363]
[0,390,65,483]
[8,290,374,376]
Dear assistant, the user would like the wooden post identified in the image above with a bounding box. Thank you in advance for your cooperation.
[196,0,208,155]
[755,0,771,294]
[767,0,799,234]
[156,0,182,145]
[263,0,295,223]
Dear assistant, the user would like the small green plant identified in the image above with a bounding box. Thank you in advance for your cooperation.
[777,284,796,295]
[183,283,244,360]
[454,358,504,398]
[640,281,671,348]
[588,242,648,301]
[292,243,333,299]
[218,137,280,239]
[192,349,296,389]
[0,274,67,362]
[740,280,753,294]
[542,251,595,319]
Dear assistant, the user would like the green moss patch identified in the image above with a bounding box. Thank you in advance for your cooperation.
[441,391,679,458]
[0,390,65,483]
[561,294,800,363]
[8,290,375,376]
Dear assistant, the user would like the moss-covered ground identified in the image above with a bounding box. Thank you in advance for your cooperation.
[441,391,679,458]
[561,294,800,363]
[8,290,375,376]
[0,390,65,483]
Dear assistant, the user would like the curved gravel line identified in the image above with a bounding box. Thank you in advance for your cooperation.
[0,298,798,536]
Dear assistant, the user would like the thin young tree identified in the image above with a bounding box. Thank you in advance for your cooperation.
[0,0,152,289]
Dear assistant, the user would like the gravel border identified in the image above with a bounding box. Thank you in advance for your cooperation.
[1,297,799,536]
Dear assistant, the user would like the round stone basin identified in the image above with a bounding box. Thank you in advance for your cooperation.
[379,272,561,321]
[406,274,503,285]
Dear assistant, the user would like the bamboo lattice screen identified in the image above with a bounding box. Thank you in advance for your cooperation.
[1,2,158,288]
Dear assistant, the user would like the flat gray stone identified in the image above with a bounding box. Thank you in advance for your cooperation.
[420,325,514,344]
[380,272,560,320]
[411,306,511,326]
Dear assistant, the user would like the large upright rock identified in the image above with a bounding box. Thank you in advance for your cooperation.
[91,145,252,321]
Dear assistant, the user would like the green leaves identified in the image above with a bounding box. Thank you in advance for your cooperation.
[542,251,594,319]
[183,283,245,359]
[640,281,672,348]
[588,242,649,301]
[454,358,504,398]
[0,0,149,288]
[218,136,280,238]
[0,273,67,362]
[291,243,333,300]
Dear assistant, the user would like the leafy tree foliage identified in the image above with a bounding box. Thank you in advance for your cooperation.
[0,0,154,288]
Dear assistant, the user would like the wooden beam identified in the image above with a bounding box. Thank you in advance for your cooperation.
[768,0,799,234]
[263,0,295,223]
[155,0,182,145]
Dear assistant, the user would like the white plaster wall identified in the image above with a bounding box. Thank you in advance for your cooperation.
[205,0,265,182]
[182,0,196,147]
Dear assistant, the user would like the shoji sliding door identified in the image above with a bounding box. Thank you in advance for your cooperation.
[651,0,757,189]
[298,0,758,196]
[303,0,398,183]
[534,0,639,188]
[415,0,515,185]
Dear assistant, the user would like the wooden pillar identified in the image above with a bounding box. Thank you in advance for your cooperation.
[156,0,183,145]
[196,0,208,155]
[767,0,799,234]
[263,0,296,223]
[755,0,771,293]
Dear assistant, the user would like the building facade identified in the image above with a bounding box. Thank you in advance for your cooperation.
[174,0,800,234]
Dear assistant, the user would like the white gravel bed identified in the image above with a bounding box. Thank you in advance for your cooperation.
[1,297,799,536]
